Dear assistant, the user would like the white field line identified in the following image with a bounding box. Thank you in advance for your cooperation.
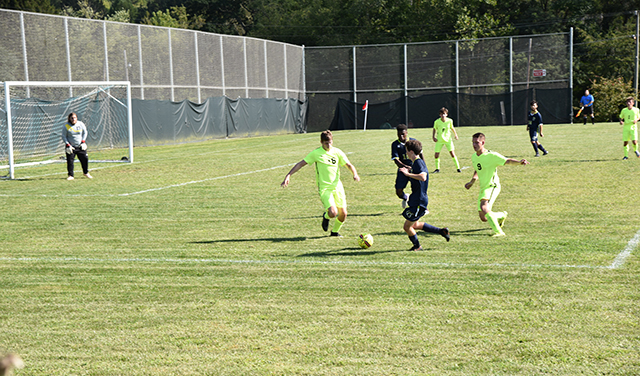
[118,163,295,196]
[608,229,640,269]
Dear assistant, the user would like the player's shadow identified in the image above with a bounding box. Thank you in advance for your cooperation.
[287,213,387,220]
[375,228,488,237]
[297,247,406,258]
[192,236,326,244]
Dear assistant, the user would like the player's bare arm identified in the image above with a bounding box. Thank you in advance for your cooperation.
[432,128,437,143]
[400,168,427,181]
[505,158,530,165]
[281,160,308,187]
[464,171,478,189]
[393,158,409,169]
[346,162,360,181]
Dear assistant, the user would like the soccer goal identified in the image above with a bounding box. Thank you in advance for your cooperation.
[1,81,133,179]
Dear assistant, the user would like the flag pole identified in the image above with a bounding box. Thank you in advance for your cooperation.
[362,100,369,131]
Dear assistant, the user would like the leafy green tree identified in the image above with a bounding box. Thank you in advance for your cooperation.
[590,76,634,122]
[0,0,58,14]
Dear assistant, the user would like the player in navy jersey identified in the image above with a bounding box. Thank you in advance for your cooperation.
[527,101,549,157]
[399,139,450,251]
[391,124,422,208]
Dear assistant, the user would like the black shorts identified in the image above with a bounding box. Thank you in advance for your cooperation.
[402,206,428,222]
[395,170,410,190]
[582,106,593,115]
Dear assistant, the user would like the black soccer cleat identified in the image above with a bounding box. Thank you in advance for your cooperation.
[330,232,342,237]
[409,244,423,251]
[322,215,329,231]
[440,227,450,242]
[433,169,440,173]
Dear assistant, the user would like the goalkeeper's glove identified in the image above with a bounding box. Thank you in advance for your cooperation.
[65,144,74,155]
[80,141,87,151]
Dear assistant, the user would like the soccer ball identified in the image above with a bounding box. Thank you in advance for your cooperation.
[357,233,374,249]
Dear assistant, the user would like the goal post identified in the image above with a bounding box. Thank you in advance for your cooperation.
[1,81,134,179]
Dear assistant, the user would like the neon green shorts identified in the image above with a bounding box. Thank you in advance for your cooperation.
[477,184,501,211]
[319,181,347,210]
[623,126,638,142]
[435,140,455,153]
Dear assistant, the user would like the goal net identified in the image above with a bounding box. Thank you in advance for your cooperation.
[1,81,133,179]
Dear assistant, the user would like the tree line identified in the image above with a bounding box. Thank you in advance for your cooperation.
[2,0,640,120]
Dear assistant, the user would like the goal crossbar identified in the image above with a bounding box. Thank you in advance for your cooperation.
[2,81,134,179]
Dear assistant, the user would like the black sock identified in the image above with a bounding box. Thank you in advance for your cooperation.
[409,234,420,247]
[532,143,539,154]
[538,144,547,153]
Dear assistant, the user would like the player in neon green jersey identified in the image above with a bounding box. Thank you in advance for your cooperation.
[619,96,640,160]
[464,133,529,237]
[432,107,460,173]
[281,130,360,237]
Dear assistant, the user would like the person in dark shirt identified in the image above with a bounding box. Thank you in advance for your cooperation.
[527,101,549,157]
[399,139,450,251]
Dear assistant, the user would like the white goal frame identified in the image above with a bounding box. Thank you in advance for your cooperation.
[2,81,134,179]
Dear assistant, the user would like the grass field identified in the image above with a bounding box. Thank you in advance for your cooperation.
[1,123,639,375]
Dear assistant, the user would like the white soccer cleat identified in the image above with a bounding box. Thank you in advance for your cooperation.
[67,176,74,180]
[84,173,93,179]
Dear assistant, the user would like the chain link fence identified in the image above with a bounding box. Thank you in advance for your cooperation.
[305,32,572,131]
[0,9,304,103]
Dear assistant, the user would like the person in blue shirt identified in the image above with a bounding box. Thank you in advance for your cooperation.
[579,89,595,125]
[399,139,450,251]
[527,100,549,157]
[391,124,422,208]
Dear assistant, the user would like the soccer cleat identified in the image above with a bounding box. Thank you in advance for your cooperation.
[535,153,540,157]
[636,151,640,158]
[491,232,506,237]
[543,151,549,155]
[456,169,461,173]
[623,156,629,160]
[498,212,508,227]
[322,215,329,232]
[67,176,74,180]
[84,173,93,179]
[440,227,450,242]
[433,169,440,173]
[409,244,423,251]
[330,232,342,237]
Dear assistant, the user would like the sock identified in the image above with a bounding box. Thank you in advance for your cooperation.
[532,143,539,154]
[324,211,330,220]
[332,219,344,233]
[583,117,587,125]
[452,156,460,169]
[486,211,503,234]
[409,234,420,248]
[591,116,595,124]
[422,223,441,234]
[624,145,629,157]
[434,158,440,170]
[538,144,547,153]
[634,144,638,152]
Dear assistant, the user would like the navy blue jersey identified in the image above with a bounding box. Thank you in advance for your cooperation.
[408,158,429,208]
[391,137,416,167]
[528,111,543,133]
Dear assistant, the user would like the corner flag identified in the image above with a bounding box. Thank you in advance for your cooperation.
[362,100,369,131]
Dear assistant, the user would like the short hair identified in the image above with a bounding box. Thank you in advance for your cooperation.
[320,130,333,142]
[405,139,422,155]
[396,124,408,132]
[626,97,635,103]
[67,112,77,122]
[439,107,448,115]
[530,100,538,106]
[472,132,485,140]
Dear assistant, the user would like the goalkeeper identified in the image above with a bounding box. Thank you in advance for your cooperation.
[62,113,92,180]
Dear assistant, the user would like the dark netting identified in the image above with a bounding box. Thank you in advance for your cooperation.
[329,87,571,131]
[304,47,353,93]
[356,45,404,91]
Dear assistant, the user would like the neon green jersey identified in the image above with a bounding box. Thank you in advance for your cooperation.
[620,107,640,129]
[304,146,349,190]
[472,150,507,190]
[434,117,454,143]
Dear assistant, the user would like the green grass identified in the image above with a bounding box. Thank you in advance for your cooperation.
[1,124,639,375]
